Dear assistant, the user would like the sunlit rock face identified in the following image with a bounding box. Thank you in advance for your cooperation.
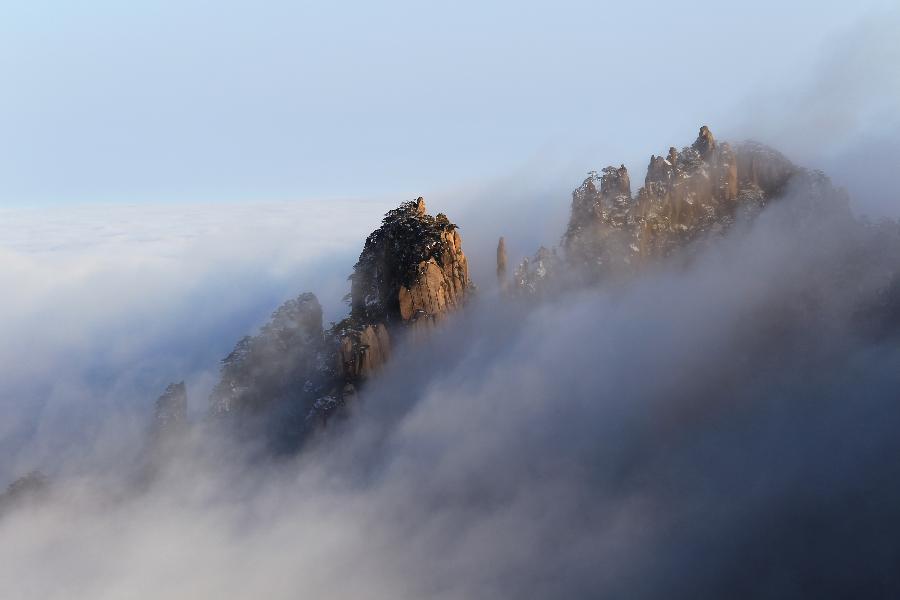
[548,125,846,285]
[350,197,470,328]
[629,126,744,257]
[338,196,471,382]
[510,125,853,293]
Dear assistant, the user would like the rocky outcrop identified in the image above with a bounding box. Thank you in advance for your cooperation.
[350,197,470,327]
[629,127,744,257]
[692,124,716,158]
[327,197,472,420]
[209,293,332,419]
[338,197,471,381]
[544,126,829,284]
[199,198,471,444]
[562,165,637,275]
[511,125,852,291]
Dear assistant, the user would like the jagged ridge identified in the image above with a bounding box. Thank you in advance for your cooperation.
[513,126,848,291]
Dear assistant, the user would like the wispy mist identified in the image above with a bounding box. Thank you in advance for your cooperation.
[732,9,900,218]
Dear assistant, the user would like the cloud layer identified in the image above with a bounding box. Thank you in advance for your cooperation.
[2,181,899,598]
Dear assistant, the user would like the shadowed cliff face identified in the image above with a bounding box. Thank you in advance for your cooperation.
[208,293,328,417]
[203,293,337,450]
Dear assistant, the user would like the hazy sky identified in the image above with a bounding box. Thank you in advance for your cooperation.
[1,0,895,205]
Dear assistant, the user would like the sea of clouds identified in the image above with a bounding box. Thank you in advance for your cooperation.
[2,10,900,599]
[2,182,899,598]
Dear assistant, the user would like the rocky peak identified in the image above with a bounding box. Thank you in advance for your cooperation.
[350,197,470,327]
[646,154,674,186]
[692,124,716,158]
[193,198,473,445]
[209,292,329,417]
[560,163,636,275]
[601,165,631,197]
[336,198,471,383]
[523,125,818,287]
[668,146,678,165]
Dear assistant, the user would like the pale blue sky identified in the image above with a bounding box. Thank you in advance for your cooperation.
[0,0,895,205]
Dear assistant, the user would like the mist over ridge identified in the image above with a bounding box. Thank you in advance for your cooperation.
[3,6,900,595]
[2,118,900,598]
